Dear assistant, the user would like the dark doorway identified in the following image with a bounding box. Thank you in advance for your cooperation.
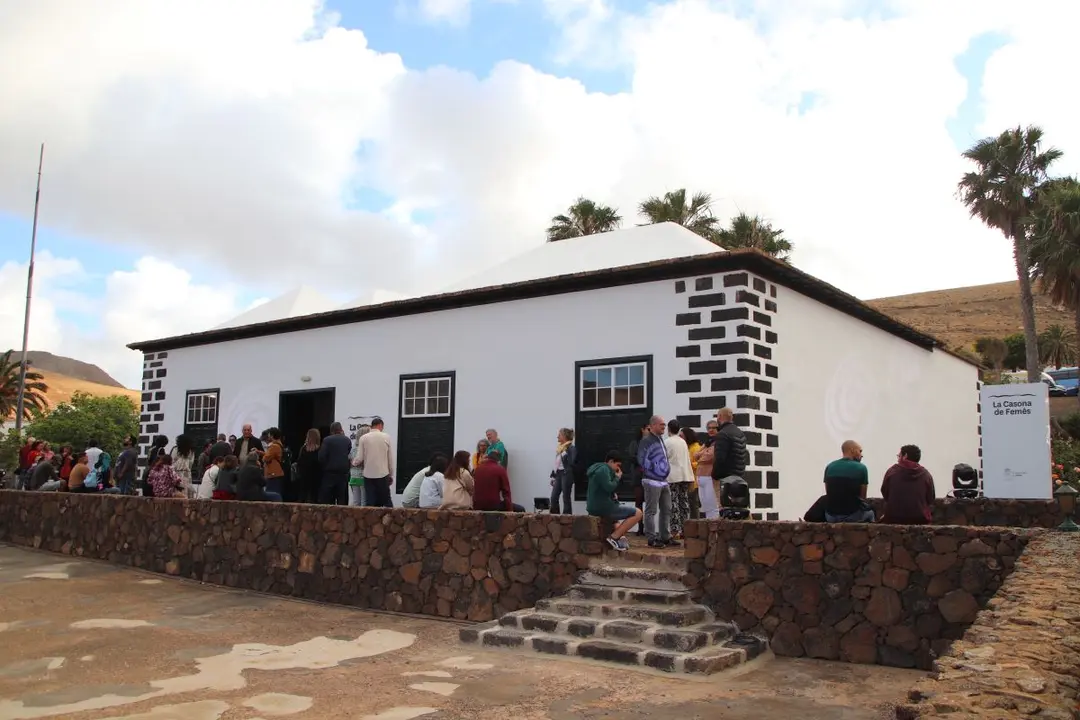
[279,388,336,458]
[396,371,456,493]
[574,356,653,502]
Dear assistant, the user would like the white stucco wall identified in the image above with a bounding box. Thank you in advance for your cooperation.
[151,278,693,506]
[771,285,979,520]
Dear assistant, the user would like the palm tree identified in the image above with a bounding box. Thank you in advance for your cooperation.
[546,197,622,242]
[958,125,1063,382]
[638,189,720,240]
[0,349,49,421]
[713,213,794,261]
[1038,324,1077,369]
[974,336,1008,371]
[1028,178,1080,396]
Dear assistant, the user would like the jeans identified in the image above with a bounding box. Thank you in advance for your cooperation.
[39,480,64,492]
[643,482,671,542]
[263,491,282,502]
[266,477,284,498]
[826,507,876,523]
[318,472,349,505]
[117,475,136,495]
[549,469,573,514]
[348,485,365,506]
[363,476,393,508]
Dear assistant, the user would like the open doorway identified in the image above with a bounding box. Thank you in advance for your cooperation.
[279,388,336,457]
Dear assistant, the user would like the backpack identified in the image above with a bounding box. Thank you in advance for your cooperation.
[86,449,111,488]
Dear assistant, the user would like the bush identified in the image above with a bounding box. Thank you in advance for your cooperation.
[1052,437,1080,490]
[1059,411,1080,442]
[26,391,138,459]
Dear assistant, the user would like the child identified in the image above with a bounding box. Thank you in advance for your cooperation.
[586,451,644,552]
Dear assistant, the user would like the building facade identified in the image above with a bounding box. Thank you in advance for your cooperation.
[130,238,979,519]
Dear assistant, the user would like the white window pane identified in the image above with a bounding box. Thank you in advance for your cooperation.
[597,368,612,388]
[404,382,415,399]
[629,364,645,385]
[597,387,612,407]
[613,387,630,406]
[584,369,597,385]
[428,379,439,396]
[615,366,629,386]
[438,379,450,397]
[427,398,439,414]
[583,388,597,408]
[437,397,449,414]
[629,385,645,405]
[404,399,415,415]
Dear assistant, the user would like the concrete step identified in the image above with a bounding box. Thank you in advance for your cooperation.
[580,565,686,591]
[496,611,737,653]
[565,583,691,605]
[459,623,768,675]
[533,598,712,627]
[593,548,688,572]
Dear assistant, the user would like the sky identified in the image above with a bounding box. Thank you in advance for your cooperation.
[0,0,1077,389]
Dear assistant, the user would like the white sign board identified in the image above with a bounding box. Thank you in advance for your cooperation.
[980,382,1052,499]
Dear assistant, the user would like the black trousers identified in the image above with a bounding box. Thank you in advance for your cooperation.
[363,475,394,508]
[317,471,349,505]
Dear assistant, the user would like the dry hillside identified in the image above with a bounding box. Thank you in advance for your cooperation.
[26,350,123,388]
[33,370,140,408]
[867,281,1074,350]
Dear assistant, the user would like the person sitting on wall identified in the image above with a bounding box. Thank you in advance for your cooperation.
[419,455,449,509]
[474,449,524,512]
[148,454,186,499]
[440,451,475,510]
[880,445,935,525]
[213,455,240,500]
[236,452,281,502]
[401,453,447,509]
[587,451,642,552]
[822,440,875,523]
[66,452,91,493]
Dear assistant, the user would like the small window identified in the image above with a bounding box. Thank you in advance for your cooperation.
[401,376,452,418]
[186,392,218,424]
[580,362,647,411]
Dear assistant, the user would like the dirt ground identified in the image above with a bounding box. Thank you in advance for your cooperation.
[0,544,921,720]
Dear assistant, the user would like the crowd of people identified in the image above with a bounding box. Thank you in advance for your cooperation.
[12,403,941,553]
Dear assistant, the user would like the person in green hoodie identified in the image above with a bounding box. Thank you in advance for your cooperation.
[587,451,643,552]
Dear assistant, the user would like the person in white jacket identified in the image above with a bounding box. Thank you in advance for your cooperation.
[664,419,696,539]
[196,456,223,499]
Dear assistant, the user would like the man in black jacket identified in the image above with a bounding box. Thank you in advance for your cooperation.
[711,408,748,505]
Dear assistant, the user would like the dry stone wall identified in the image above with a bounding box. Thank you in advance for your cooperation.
[865,498,1060,529]
[683,519,1034,670]
[0,492,605,622]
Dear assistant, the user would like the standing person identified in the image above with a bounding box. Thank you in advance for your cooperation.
[694,420,719,518]
[262,428,286,499]
[356,417,395,508]
[683,426,703,520]
[296,429,322,503]
[470,439,490,471]
[232,425,264,465]
[880,445,936,525]
[41,442,55,462]
[317,422,351,505]
[587,451,643,552]
[474,449,520,511]
[485,428,508,468]
[57,445,74,486]
[115,435,140,495]
[347,426,369,507]
[440,451,475,510]
[171,434,196,497]
[663,419,695,540]
[209,433,232,461]
[638,415,673,549]
[549,428,577,514]
[17,436,36,489]
[823,440,875,523]
[626,422,650,536]
[711,408,748,510]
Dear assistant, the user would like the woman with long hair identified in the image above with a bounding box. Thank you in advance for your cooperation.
[694,419,720,518]
[471,439,490,470]
[57,445,74,483]
[148,454,185,499]
[171,434,196,497]
[440,450,474,510]
[549,428,577,514]
[682,426,703,520]
[263,427,286,499]
[142,435,169,497]
[296,428,322,503]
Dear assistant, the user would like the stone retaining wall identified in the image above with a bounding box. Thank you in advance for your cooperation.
[864,498,1060,529]
[0,491,605,622]
[684,520,1034,670]
[895,532,1080,719]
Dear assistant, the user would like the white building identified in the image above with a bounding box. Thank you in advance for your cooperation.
[128,223,980,519]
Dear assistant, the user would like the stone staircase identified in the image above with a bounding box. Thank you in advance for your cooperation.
[459,550,768,675]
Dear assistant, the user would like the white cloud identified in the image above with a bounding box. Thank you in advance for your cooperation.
[1,0,1078,387]
[0,254,246,388]
[418,0,472,25]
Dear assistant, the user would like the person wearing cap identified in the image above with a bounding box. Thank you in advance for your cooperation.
[356,416,395,507]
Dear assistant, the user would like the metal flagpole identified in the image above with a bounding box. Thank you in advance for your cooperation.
[14,143,45,434]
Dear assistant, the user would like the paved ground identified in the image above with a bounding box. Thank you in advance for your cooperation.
[0,544,921,719]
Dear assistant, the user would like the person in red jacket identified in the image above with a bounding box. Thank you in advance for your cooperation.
[881,445,936,524]
[472,450,524,512]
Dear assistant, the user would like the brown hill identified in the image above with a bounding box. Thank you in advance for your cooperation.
[33,370,140,408]
[867,281,1074,350]
[25,351,123,388]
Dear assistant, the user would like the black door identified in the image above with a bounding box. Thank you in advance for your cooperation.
[574,357,653,501]
[396,372,456,493]
[279,388,336,458]
[183,389,221,454]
